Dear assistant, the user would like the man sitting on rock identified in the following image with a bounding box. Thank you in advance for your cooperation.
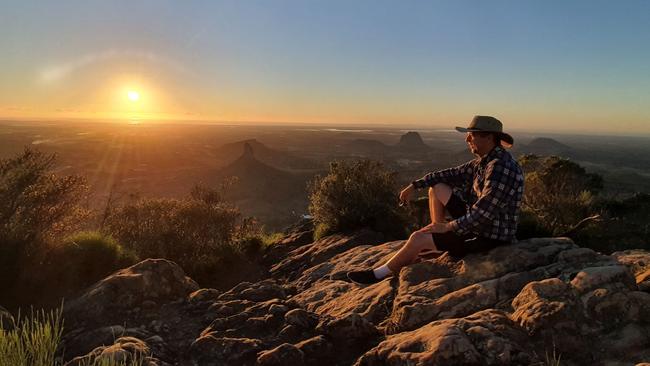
[347,116,524,285]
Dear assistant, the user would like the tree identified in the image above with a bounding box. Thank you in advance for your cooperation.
[102,184,259,287]
[308,160,407,239]
[0,148,87,308]
[518,154,603,236]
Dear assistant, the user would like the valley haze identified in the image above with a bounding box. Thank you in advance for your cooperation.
[2,119,649,230]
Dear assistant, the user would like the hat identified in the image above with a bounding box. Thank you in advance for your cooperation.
[455,115,514,148]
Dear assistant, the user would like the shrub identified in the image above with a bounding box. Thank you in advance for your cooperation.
[0,148,88,251]
[0,148,87,309]
[518,154,603,236]
[573,193,650,253]
[102,185,258,287]
[308,160,408,239]
[516,210,552,240]
[43,232,138,297]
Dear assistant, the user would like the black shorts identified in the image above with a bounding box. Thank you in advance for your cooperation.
[431,193,507,259]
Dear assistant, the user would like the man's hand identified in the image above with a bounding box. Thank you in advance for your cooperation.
[417,222,451,234]
[399,184,415,206]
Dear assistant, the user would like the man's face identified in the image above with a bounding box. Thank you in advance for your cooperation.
[465,132,494,156]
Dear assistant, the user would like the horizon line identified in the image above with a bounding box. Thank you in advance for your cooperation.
[1,116,649,139]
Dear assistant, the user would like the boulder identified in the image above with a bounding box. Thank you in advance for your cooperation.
[270,229,384,280]
[64,259,198,326]
[295,335,333,363]
[316,313,380,341]
[291,240,403,290]
[190,335,263,366]
[53,232,650,366]
[256,343,305,366]
[262,219,314,266]
[284,309,319,329]
[612,250,650,291]
[511,278,581,336]
[188,288,221,304]
[387,238,620,332]
[356,310,534,366]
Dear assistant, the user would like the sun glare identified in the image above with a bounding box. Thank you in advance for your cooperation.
[127,90,140,102]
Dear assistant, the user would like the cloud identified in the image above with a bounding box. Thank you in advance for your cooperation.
[5,106,32,111]
[39,49,192,83]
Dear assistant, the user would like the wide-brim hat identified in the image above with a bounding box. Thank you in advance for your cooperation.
[455,115,514,148]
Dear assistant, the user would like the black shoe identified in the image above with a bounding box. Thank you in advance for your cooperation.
[347,269,380,285]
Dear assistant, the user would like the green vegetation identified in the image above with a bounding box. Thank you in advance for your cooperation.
[102,184,261,287]
[1,149,264,309]
[0,148,88,310]
[0,307,63,366]
[518,154,603,237]
[44,231,138,296]
[574,193,650,253]
[517,154,650,253]
[0,306,146,366]
[308,160,408,239]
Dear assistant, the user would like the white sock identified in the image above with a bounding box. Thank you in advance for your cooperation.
[373,264,393,280]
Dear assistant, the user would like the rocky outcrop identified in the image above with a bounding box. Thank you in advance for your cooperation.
[60,233,650,365]
[270,228,384,282]
[64,259,198,326]
[396,131,429,151]
[357,310,532,365]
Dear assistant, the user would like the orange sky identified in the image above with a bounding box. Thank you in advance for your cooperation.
[2,1,649,135]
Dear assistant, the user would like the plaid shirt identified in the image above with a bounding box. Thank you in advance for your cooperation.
[412,146,524,242]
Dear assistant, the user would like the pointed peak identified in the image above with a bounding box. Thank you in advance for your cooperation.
[242,141,255,158]
[398,131,427,148]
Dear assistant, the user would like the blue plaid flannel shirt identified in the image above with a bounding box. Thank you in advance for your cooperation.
[412,146,524,242]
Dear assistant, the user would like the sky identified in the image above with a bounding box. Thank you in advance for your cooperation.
[1,0,649,134]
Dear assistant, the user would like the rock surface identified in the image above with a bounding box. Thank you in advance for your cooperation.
[58,232,650,365]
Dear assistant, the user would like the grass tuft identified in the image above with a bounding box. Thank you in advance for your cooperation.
[0,307,64,366]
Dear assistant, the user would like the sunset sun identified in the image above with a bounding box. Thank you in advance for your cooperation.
[127,90,140,102]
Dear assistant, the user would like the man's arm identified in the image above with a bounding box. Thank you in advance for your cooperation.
[411,160,475,189]
[448,159,522,235]
[399,160,475,205]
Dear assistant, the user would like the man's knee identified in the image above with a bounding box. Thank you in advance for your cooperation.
[432,183,452,205]
[408,231,432,250]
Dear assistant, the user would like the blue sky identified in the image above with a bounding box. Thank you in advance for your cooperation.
[1,0,649,134]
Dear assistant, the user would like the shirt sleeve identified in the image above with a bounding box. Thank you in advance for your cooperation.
[411,160,475,189]
[448,159,517,235]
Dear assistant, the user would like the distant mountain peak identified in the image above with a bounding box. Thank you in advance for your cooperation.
[527,137,570,149]
[397,131,428,149]
[242,141,255,158]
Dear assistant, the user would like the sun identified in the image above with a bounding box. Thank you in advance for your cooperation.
[127,90,140,102]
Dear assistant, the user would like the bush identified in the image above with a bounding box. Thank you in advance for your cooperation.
[43,232,138,297]
[308,160,408,239]
[102,185,259,287]
[518,154,603,236]
[0,148,87,310]
[516,210,552,240]
[573,193,650,253]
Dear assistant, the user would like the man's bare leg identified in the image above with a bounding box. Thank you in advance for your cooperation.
[429,184,452,223]
[419,183,453,258]
[385,231,436,273]
[347,183,453,284]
